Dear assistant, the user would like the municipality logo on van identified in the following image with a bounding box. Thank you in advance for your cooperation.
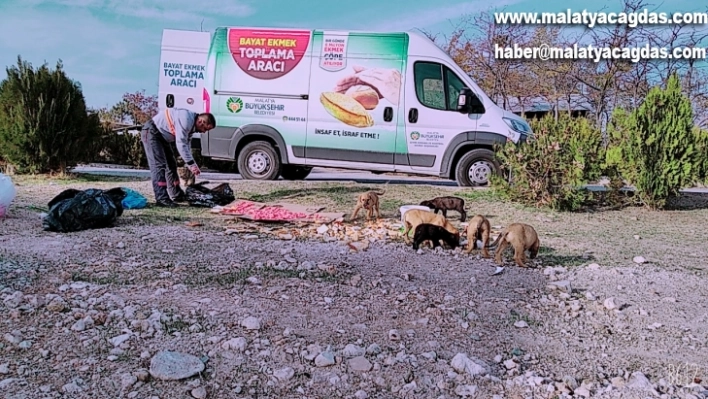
[410,131,420,140]
[226,97,243,113]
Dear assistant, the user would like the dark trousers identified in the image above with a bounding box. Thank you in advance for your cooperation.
[140,120,184,202]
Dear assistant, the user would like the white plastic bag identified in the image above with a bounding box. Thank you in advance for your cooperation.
[0,172,17,218]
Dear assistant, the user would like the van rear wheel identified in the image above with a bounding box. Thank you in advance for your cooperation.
[237,141,281,181]
[280,165,313,180]
[455,148,501,187]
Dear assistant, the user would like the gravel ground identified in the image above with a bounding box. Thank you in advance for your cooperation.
[1,175,707,399]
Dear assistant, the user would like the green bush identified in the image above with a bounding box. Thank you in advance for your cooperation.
[605,74,698,209]
[98,129,147,168]
[0,56,101,174]
[693,127,708,186]
[95,129,229,172]
[490,113,606,211]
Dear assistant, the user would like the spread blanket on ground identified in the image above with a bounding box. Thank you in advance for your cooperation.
[216,199,345,223]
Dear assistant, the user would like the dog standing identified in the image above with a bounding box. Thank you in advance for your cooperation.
[412,223,460,250]
[464,214,492,257]
[419,196,467,222]
[491,223,540,268]
[350,189,385,221]
[402,209,459,244]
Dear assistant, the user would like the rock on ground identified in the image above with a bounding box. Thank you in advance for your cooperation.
[149,351,205,381]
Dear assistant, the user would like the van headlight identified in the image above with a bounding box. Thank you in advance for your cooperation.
[503,117,531,134]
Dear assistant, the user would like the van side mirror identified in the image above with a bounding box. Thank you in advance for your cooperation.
[456,88,485,114]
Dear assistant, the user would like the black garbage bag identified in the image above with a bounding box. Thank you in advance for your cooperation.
[185,181,235,207]
[42,187,127,232]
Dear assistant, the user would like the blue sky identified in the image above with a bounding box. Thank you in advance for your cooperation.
[0,0,704,110]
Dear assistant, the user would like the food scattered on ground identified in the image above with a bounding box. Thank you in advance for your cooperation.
[218,199,345,223]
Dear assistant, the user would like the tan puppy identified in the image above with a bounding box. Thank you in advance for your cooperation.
[402,209,459,245]
[350,189,385,221]
[491,223,540,268]
[464,214,491,257]
[178,166,195,187]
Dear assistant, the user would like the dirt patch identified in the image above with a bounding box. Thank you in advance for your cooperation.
[1,175,707,398]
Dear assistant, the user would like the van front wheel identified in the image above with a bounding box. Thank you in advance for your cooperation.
[455,149,501,187]
[237,141,281,181]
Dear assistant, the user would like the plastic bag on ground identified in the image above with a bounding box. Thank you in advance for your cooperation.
[121,187,147,209]
[0,173,17,218]
[185,181,235,208]
[42,187,127,232]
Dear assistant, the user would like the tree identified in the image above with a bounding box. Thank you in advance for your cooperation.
[650,27,708,128]
[0,56,101,174]
[525,26,584,119]
[606,74,698,209]
[491,113,606,211]
[99,89,159,126]
[90,90,158,168]
[438,0,708,132]
[436,8,537,112]
[569,0,651,130]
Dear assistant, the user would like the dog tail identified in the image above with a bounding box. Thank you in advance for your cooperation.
[374,181,390,196]
[487,229,507,248]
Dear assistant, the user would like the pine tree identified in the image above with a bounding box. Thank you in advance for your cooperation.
[0,56,100,174]
[623,73,696,209]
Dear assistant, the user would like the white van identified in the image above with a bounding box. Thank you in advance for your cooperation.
[157,27,533,186]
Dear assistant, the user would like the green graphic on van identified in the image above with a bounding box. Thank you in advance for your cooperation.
[226,97,243,113]
[410,131,420,140]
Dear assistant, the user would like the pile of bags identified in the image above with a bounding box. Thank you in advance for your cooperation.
[2,172,235,231]
[184,181,235,207]
[42,187,128,232]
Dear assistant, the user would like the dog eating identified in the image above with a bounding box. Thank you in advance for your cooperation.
[491,222,540,268]
[412,223,460,250]
[402,209,459,244]
[350,189,385,221]
[419,196,467,222]
[464,214,492,257]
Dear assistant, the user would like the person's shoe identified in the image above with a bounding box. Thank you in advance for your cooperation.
[155,200,178,208]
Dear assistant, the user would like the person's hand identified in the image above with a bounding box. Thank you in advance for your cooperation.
[333,66,402,105]
[188,164,201,176]
[333,65,369,93]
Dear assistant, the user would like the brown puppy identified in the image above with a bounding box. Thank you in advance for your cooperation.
[350,189,385,221]
[419,196,467,222]
[491,223,540,268]
[178,166,195,187]
[464,214,492,257]
[413,223,460,250]
[402,209,459,244]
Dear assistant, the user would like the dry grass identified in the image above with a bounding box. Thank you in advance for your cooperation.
[10,173,708,270]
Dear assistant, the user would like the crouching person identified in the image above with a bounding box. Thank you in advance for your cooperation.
[140,108,216,207]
